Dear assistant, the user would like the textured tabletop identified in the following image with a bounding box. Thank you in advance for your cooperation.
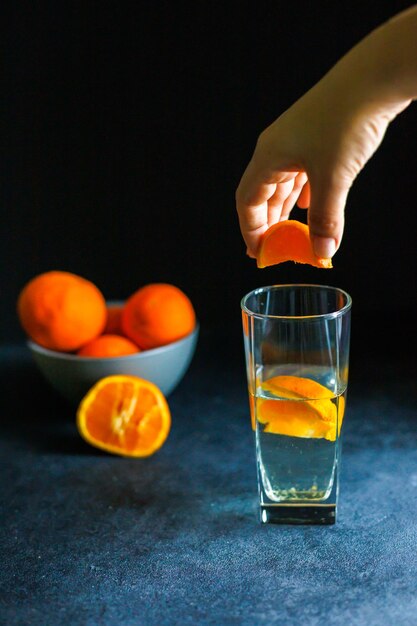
[1,334,416,626]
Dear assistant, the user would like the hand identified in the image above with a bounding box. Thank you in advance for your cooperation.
[235,6,417,259]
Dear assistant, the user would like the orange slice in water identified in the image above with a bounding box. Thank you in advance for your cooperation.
[256,375,344,441]
[76,375,171,457]
[257,220,332,269]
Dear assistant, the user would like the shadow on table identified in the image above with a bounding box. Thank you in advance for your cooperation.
[56,455,257,537]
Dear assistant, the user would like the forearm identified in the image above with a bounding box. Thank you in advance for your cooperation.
[324,6,417,114]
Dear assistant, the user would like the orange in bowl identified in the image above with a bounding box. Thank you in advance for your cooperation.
[77,334,140,358]
[103,304,124,335]
[122,283,196,350]
[17,271,107,352]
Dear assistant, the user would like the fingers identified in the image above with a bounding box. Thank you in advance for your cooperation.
[236,157,299,256]
[280,172,308,221]
[297,180,310,208]
[237,155,350,261]
[236,160,276,256]
[267,177,296,226]
[308,173,349,258]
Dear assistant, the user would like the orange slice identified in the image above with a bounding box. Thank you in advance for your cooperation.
[257,220,332,269]
[258,399,333,439]
[257,375,344,441]
[261,375,333,398]
[76,375,171,457]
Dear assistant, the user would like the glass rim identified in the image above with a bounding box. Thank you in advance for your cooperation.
[241,284,352,321]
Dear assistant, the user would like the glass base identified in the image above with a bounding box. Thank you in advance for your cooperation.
[260,504,336,525]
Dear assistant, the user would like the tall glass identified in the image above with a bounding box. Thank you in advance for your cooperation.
[241,285,351,525]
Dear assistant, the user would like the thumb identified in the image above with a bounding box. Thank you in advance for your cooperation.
[307,173,350,259]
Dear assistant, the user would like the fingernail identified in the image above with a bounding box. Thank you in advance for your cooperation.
[312,236,336,258]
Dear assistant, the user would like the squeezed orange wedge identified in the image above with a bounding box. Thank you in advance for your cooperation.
[256,375,344,441]
[257,220,332,269]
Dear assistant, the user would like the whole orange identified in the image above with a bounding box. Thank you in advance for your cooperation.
[77,334,139,357]
[17,271,107,352]
[103,304,124,335]
[122,283,196,350]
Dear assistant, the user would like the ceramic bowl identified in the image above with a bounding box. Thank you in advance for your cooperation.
[28,324,199,404]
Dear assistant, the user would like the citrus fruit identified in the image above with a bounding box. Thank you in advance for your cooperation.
[17,271,107,352]
[257,220,332,269]
[104,305,124,335]
[122,283,196,350]
[256,375,344,441]
[77,334,139,357]
[76,375,171,457]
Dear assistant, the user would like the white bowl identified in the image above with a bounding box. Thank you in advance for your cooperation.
[28,324,199,405]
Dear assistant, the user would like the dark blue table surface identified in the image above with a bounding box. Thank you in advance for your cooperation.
[1,333,417,626]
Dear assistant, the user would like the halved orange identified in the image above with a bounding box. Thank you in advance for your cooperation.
[256,375,344,441]
[76,375,171,457]
[257,220,332,269]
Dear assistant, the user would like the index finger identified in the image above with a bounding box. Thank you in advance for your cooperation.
[235,159,277,256]
[236,160,302,256]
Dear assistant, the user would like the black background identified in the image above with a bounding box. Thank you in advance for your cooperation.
[3,1,417,353]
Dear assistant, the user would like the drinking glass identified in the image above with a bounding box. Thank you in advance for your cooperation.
[241,284,351,525]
